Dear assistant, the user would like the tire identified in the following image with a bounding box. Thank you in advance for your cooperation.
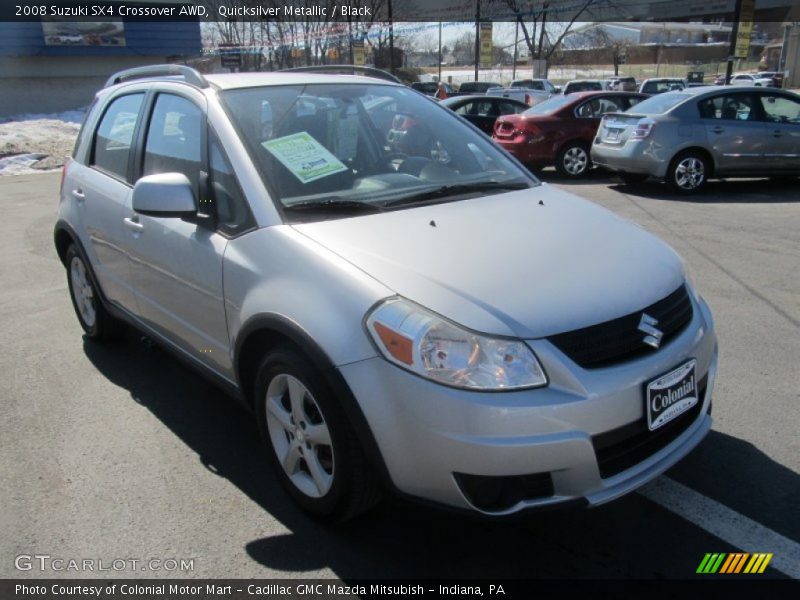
[254,345,381,522]
[64,244,123,340]
[667,151,710,194]
[618,172,649,184]
[556,141,591,178]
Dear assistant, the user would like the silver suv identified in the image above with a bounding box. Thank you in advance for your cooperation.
[55,65,717,520]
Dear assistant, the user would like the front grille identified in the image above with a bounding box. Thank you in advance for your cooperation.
[592,376,708,479]
[548,284,693,369]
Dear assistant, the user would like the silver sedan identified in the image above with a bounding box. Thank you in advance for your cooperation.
[591,86,800,193]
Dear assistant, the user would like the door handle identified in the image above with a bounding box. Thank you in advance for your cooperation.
[71,189,85,201]
[711,127,724,134]
[123,216,144,233]
[771,130,783,137]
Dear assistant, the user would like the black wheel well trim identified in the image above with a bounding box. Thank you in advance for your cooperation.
[234,313,393,488]
[671,146,715,177]
[53,221,113,307]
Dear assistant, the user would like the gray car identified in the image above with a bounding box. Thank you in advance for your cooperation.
[55,65,717,520]
[592,86,800,193]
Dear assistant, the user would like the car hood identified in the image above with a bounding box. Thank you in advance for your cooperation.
[291,185,685,339]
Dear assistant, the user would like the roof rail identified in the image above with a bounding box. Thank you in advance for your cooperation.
[105,64,209,89]
[278,65,401,84]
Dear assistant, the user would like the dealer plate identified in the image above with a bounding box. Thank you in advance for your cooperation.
[646,360,698,431]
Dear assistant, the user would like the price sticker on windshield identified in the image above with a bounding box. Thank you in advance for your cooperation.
[262,132,348,184]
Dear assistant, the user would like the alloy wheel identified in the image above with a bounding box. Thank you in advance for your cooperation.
[674,157,705,191]
[264,374,334,498]
[70,256,96,328]
[563,146,588,176]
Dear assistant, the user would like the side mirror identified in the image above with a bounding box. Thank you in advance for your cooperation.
[132,173,197,218]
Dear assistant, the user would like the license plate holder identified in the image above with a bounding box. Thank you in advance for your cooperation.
[605,128,620,141]
[646,360,698,431]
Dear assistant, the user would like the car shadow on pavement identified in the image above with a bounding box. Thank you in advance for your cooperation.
[82,332,799,579]
[607,178,800,204]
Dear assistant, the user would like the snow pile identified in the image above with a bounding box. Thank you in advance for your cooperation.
[0,109,85,176]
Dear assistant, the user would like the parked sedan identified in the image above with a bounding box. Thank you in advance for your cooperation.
[440,95,528,135]
[591,87,800,193]
[493,91,648,177]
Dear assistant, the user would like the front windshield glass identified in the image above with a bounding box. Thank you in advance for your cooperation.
[221,84,536,220]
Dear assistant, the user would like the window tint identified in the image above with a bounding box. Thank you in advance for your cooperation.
[209,133,251,234]
[576,96,624,118]
[698,94,756,121]
[92,93,143,180]
[498,101,525,115]
[456,100,495,117]
[759,94,800,124]
[143,94,203,193]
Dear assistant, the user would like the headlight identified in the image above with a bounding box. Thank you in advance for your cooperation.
[365,298,547,390]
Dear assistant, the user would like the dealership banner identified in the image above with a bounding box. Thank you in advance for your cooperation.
[1,0,793,23]
[3,579,800,599]
[479,21,492,68]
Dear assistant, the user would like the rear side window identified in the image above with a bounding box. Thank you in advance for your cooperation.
[698,94,756,121]
[92,93,144,180]
[143,94,203,194]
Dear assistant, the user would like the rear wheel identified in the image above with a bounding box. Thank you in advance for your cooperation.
[556,141,591,178]
[667,151,710,194]
[64,244,122,340]
[254,345,381,522]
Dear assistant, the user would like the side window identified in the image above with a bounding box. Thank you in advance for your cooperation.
[576,97,623,118]
[626,96,645,109]
[455,101,476,116]
[143,94,203,193]
[498,101,524,115]
[209,133,251,234]
[91,93,144,180]
[698,95,755,121]
[759,94,800,124]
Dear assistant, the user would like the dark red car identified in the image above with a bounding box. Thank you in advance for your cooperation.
[492,91,648,177]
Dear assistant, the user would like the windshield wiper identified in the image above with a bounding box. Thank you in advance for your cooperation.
[382,181,531,208]
[283,198,384,213]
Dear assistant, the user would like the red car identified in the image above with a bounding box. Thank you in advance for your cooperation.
[492,91,648,178]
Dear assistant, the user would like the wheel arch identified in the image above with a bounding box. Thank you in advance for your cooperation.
[234,314,392,487]
[54,220,80,266]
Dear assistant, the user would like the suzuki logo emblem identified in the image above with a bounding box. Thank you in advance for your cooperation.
[638,314,663,349]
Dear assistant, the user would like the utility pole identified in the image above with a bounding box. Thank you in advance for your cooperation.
[474,0,480,81]
[512,20,519,80]
[388,0,394,75]
[725,0,745,85]
[438,22,443,82]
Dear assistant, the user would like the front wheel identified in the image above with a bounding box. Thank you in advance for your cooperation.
[64,244,122,340]
[667,151,710,194]
[254,345,381,522]
[556,141,591,178]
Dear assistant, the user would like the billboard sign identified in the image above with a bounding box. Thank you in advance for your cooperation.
[42,20,125,46]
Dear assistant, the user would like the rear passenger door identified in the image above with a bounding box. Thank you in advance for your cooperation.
[123,89,246,377]
[697,93,766,173]
[72,92,145,312]
[757,92,800,171]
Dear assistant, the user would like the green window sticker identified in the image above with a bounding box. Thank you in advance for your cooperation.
[262,132,348,184]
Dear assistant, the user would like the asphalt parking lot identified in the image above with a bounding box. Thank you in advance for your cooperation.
[1,171,798,580]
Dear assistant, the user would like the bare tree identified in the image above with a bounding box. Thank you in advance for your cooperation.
[500,0,598,73]
[585,26,633,76]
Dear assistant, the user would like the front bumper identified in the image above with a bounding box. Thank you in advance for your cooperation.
[339,294,717,515]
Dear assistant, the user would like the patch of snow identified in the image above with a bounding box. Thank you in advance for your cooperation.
[0,108,86,175]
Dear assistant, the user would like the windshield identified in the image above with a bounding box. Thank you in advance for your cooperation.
[523,94,574,115]
[642,80,685,94]
[221,84,536,221]
[628,92,691,114]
